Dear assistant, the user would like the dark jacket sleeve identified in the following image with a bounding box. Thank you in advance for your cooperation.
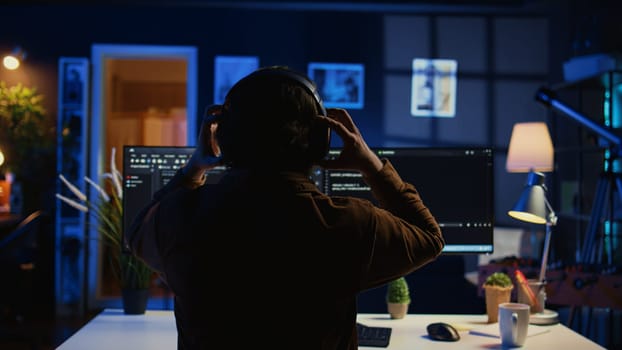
[359,159,445,289]
[124,168,205,272]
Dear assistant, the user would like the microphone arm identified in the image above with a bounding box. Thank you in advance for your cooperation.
[535,87,622,157]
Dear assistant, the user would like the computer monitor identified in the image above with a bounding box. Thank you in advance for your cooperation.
[121,145,228,251]
[310,147,494,254]
[122,145,494,255]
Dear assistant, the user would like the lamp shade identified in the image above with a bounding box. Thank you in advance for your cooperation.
[508,171,548,224]
[506,122,554,173]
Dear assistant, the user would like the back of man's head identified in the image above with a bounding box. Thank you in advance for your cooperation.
[216,66,328,171]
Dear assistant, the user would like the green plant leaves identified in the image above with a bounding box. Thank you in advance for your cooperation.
[0,81,54,180]
[386,277,411,304]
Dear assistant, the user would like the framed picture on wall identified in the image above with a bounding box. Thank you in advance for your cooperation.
[308,62,364,109]
[62,61,88,104]
[410,58,458,118]
[214,55,259,104]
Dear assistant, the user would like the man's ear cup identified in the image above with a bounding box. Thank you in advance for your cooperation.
[202,107,223,158]
[308,115,331,162]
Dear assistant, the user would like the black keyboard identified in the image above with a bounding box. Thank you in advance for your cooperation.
[356,322,392,347]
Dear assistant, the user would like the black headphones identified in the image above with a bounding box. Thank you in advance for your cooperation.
[203,66,330,163]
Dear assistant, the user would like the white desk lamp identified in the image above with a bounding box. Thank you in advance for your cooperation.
[506,122,559,325]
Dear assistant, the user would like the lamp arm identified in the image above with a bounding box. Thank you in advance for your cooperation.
[539,223,552,283]
[545,197,558,226]
[536,87,622,156]
[538,196,557,283]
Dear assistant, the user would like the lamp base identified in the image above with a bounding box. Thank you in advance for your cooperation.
[529,309,559,325]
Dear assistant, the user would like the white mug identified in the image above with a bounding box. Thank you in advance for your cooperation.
[498,302,530,347]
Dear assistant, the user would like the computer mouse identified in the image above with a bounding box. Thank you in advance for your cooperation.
[426,322,460,342]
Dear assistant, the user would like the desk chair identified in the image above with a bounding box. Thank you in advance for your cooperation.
[0,210,49,347]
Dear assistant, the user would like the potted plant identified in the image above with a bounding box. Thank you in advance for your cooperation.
[482,272,514,323]
[57,147,154,314]
[386,276,411,319]
[0,81,55,214]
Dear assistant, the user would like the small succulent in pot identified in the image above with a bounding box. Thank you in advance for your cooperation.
[386,277,411,319]
[483,272,514,323]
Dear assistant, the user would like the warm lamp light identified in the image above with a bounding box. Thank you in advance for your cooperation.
[2,47,26,70]
[507,171,558,322]
[508,171,549,225]
[3,56,19,70]
[507,122,559,325]
[0,148,4,167]
[506,122,554,173]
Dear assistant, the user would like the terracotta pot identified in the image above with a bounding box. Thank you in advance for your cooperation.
[387,302,409,319]
[483,285,513,323]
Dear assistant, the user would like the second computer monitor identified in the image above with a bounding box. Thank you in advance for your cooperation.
[311,147,494,254]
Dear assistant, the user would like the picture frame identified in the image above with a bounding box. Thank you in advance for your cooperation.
[308,62,364,109]
[213,55,259,104]
[410,58,458,118]
[62,61,88,104]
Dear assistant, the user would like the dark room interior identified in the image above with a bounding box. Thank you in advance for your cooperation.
[0,0,621,349]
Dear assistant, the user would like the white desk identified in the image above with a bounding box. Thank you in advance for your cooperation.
[57,309,606,349]
[357,313,605,349]
[57,309,177,349]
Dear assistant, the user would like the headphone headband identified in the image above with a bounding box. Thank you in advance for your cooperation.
[203,66,331,163]
[204,67,326,122]
[228,66,326,116]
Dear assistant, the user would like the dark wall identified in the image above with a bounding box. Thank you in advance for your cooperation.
[1,3,620,134]
[0,4,386,144]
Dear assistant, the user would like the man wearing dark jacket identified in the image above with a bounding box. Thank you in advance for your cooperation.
[127,66,444,349]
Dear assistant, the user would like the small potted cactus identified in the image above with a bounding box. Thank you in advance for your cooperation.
[482,272,514,323]
[386,277,411,319]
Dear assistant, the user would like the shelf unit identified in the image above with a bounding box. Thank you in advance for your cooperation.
[56,57,89,316]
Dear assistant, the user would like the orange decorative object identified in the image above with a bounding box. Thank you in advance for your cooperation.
[0,180,10,213]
